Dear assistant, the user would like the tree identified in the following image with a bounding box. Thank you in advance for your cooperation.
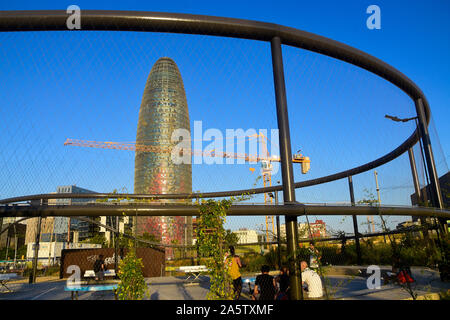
[138,232,160,247]
[224,229,239,248]
[116,244,148,300]
[81,234,107,247]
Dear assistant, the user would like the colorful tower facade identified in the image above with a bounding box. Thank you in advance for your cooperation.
[134,57,192,255]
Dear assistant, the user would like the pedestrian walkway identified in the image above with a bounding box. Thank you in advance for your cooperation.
[325,266,450,300]
[0,266,448,300]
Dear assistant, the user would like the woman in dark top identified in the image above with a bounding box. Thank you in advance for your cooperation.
[276,266,290,299]
[93,254,106,281]
[253,265,276,300]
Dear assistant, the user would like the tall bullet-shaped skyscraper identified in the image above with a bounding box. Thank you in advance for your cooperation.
[134,57,192,254]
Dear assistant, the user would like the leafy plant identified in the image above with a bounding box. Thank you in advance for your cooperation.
[439,289,450,300]
[81,234,107,247]
[196,198,234,300]
[224,229,239,248]
[116,244,148,300]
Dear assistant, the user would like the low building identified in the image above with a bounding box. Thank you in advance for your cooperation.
[280,219,327,240]
[410,171,449,231]
[232,228,259,244]
[25,185,99,246]
[26,242,101,266]
[308,220,327,238]
[55,185,99,241]
[410,171,450,209]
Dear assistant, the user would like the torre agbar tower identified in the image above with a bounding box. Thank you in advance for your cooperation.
[134,57,192,256]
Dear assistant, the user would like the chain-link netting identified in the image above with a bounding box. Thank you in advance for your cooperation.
[0,28,449,300]
[1,213,448,300]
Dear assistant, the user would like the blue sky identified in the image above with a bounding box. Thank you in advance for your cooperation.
[0,1,448,232]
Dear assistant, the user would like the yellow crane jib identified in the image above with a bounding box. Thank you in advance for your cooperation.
[292,153,311,174]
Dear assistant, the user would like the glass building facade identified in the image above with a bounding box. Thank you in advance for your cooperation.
[134,57,192,256]
[54,185,99,242]
[25,185,99,246]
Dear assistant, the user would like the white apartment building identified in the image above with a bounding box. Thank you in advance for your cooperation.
[26,242,101,266]
[232,229,259,244]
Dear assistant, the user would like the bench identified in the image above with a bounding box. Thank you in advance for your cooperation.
[65,282,119,300]
[176,265,209,284]
[64,270,118,299]
[83,269,116,279]
[0,273,21,293]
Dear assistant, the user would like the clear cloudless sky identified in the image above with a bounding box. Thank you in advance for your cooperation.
[0,1,448,232]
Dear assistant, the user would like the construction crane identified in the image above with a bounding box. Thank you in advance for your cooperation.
[247,134,310,248]
[64,134,311,245]
[63,136,310,169]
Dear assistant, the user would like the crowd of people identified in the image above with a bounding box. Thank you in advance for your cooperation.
[226,245,324,300]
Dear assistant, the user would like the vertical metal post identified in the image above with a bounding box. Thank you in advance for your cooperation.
[115,216,119,277]
[408,147,429,240]
[67,217,71,245]
[13,224,17,268]
[5,232,10,260]
[415,123,430,205]
[31,216,42,284]
[0,216,3,265]
[348,176,362,265]
[185,216,187,258]
[275,191,282,269]
[414,98,446,232]
[408,148,422,205]
[374,171,381,207]
[48,219,54,267]
[374,171,385,242]
[270,36,302,300]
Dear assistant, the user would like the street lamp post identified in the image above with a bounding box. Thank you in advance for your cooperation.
[374,170,386,242]
[385,112,446,233]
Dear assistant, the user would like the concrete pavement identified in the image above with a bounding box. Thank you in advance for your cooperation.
[0,266,448,300]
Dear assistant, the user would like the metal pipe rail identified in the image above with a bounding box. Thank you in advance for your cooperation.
[0,211,443,250]
[0,10,431,199]
[1,203,449,219]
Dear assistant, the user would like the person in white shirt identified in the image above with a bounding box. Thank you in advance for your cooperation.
[300,261,323,299]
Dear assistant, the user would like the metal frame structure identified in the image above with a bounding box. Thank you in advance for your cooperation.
[0,10,439,200]
[0,10,448,299]
[1,202,449,218]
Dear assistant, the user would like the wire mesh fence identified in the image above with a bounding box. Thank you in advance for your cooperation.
[1,208,448,300]
[0,13,449,300]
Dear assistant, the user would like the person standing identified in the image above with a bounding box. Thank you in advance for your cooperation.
[308,242,320,270]
[94,254,106,281]
[300,261,323,299]
[227,246,243,300]
[276,266,290,300]
[253,265,276,300]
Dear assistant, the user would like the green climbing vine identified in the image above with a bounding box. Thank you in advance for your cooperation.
[196,198,234,300]
[116,243,148,300]
[195,191,253,300]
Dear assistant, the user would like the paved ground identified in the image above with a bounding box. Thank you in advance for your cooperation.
[0,266,448,300]
[336,266,450,300]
